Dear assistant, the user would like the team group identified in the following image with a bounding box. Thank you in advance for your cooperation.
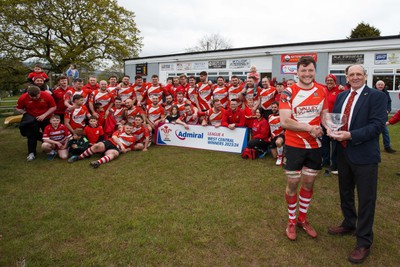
[16,56,399,263]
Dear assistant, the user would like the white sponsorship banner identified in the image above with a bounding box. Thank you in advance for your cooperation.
[228,59,250,69]
[156,123,248,153]
[193,61,208,70]
[161,63,175,71]
[176,63,192,71]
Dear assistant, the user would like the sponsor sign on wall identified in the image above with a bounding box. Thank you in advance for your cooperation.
[281,64,298,74]
[228,59,250,69]
[161,63,175,71]
[332,54,364,65]
[281,53,318,63]
[176,63,192,71]
[193,61,208,70]
[156,123,248,153]
[208,60,227,69]
[374,53,400,65]
[135,63,148,75]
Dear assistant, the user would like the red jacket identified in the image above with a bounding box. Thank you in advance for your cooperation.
[252,118,270,142]
[221,108,245,127]
[388,109,400,125]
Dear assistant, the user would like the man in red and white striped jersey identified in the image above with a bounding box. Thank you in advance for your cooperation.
[279,56,328,241]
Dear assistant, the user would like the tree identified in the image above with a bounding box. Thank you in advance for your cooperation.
[0,0,142,73]
[97,61,125,82]
[348,22,381,39]
[186,33,232,52]
[0,58,30,96]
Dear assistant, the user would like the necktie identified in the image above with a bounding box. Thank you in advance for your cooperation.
[341,90,357,147]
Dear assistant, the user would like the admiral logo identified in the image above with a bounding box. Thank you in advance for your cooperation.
[175,130,204,140]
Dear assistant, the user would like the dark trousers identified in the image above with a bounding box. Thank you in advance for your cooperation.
[321,126,337,168]
[26,119,50,155]
[247,138,269,152]
[337,145,378,248]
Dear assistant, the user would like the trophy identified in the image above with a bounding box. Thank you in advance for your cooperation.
[324,113,347,137]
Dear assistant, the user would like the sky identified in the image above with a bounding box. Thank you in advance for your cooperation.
[118,0,399,58]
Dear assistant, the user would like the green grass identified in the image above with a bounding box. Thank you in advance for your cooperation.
[0,120,399,266]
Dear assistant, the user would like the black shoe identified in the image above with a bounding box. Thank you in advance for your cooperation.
[385,147,396,153]
[90,161,100,168]
[323,169,330,177]
[396,172,400,176]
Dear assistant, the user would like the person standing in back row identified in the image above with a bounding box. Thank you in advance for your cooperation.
[375,80,396,153]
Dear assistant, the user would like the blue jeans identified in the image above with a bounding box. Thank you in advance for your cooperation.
[382,125,391,148]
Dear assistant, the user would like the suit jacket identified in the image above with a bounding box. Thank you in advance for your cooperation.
[332,86,386,165]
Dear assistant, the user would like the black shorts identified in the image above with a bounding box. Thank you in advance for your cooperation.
[102,140,120,153]
[270,134,285,149]
[284,145,322,171]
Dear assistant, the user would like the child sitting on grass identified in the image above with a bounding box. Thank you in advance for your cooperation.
[67,128,89,163]
[41,114,70,160]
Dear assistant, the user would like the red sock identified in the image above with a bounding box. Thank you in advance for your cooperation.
[285,193,297,224]
[298,187,313,223]
[98,155,111,165]
[79,147,94,159]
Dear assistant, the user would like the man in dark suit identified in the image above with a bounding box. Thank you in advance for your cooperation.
[327,65,387,264]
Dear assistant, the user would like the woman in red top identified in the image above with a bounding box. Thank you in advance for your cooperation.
[246,108,270,153]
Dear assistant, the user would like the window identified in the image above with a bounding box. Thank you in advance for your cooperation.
[373,68,397,91]
[329,70,347,86]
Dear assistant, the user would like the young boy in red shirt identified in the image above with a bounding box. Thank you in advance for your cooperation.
[83,116,105,146]
[27,63,49,84]
[41,115,70,160]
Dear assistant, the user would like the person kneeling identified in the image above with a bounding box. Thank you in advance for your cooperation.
[246,108,270,157]
[41,115,70,160]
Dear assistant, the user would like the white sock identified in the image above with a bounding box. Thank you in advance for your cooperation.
[277,146,283,156]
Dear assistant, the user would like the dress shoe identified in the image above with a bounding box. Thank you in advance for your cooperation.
[348,247,370,264]
[396,172,400,176]
[328,225,355,235]
[384,147,396,153]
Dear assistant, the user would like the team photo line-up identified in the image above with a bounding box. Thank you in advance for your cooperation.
[16,56,399,263]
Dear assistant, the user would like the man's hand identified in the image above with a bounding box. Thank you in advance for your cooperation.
[330,131,351,142]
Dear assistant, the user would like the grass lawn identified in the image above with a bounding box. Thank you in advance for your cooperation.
[0,120,399,266]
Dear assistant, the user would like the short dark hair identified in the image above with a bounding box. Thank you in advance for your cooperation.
[73,128,84,136]
[109,75,118,80]
[27,86,40,96]
[135,75,143,80]
[199,71,208,76]
[94,103,102,110]
[114,96,122,101]
[151,74,159,79]
[57,75,68,81]
[89,115,98,120]
[51,114,61,120]
[297,56,316,69]
[72,94,83,102]
[74,78,83,83]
